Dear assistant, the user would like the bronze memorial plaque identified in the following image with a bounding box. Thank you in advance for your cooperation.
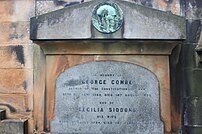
[51,61,164,134]
[91,2,123,34]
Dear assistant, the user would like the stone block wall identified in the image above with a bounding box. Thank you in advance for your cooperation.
[0,0,35,133]
[181,0,202,133]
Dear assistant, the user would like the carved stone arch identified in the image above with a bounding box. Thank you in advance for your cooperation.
[51,61,164,134]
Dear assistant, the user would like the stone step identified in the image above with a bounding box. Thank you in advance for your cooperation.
[0,119,28,134]
[0,110,6,120]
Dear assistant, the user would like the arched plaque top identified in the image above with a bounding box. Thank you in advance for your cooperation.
[51,61,164,134]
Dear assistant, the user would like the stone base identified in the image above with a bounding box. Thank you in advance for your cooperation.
[0,119,28,134]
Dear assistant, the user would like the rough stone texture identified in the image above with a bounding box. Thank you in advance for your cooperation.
[176,0,202,132]
[186,20,201,44]
[184,0,202,20]
[182,43,197,68]
[0,119,28,134]
[38,40,178,55]
[184,97,202,126]
[0,94,29,114]
[0,22,31,45]
[31,1,94,39]
[36,0,64,16]
[30,0,185,40]
[183,68,202,97]
[118,0,185,39]
[181,0,202,124]
[51,61,164,134]
[0,69,33,94]
[35,0,181,16]
[0,45,33,69]
[0,0,34,132]
[0,0,35,22]
[33,44,46,132]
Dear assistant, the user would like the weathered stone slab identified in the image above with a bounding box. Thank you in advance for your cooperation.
[51,61,163,134]
[184,97,202,126]
[0,0,34,22]
[0,22,31,45]
[0,94,29,113]
[38,40,178,55]
[0,45,33,69]
[30,0,185,40]
[0,69,33,94]
[36,0,64,16]
[0,119,28,134]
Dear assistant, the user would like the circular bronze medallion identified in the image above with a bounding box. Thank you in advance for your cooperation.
[92,2,123,34]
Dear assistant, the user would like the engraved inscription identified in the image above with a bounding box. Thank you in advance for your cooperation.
[51,61,164,134]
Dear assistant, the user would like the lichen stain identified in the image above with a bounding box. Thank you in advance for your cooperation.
[22,81,27,90]
[11,45,25,65]
[9,23,24,40]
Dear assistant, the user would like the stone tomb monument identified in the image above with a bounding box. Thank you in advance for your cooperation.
[30,0,185,133]
[51,61,163,133]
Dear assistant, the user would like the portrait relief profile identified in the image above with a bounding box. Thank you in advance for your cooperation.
[92,2,124,33]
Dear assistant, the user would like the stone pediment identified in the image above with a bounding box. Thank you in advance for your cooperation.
[30,0,185,40]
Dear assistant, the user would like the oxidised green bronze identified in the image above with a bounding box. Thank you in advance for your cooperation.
[92,2,123,34]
